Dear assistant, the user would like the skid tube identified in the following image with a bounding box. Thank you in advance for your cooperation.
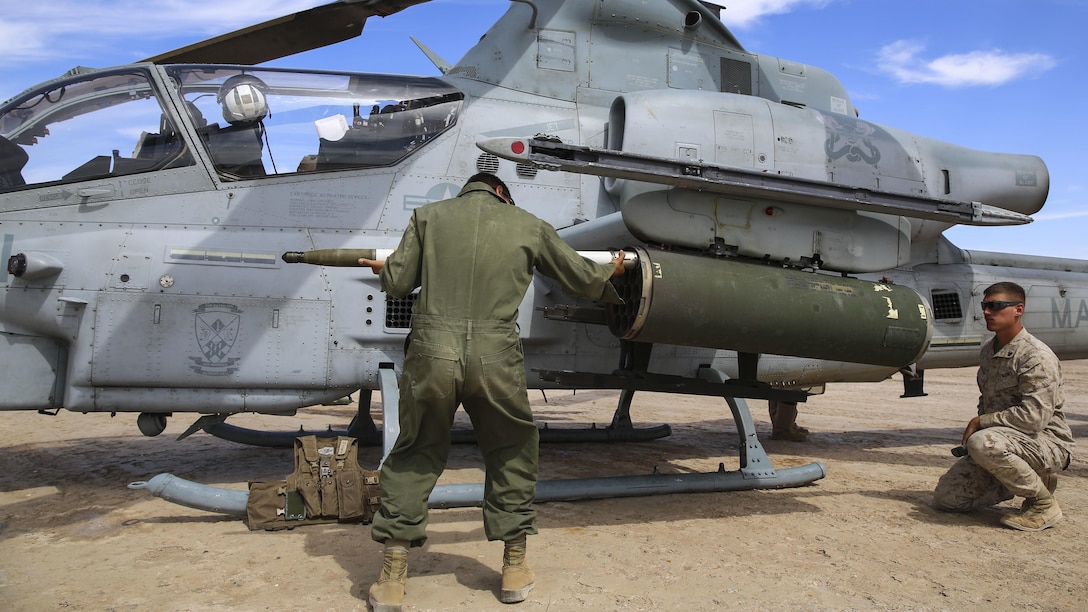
[431,461,826,508]
[130,458,826,517]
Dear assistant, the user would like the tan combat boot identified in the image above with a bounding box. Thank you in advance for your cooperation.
[500,534,535,604]
[1020,472,1058,512]
[368,539,409,612]
[769,401,808,442]
[1002,489,1062,532]
[771,426,809,442]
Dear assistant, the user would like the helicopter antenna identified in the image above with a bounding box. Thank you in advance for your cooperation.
[410,36,452,74]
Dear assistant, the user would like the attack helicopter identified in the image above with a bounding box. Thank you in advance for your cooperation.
[5,0,1088,505]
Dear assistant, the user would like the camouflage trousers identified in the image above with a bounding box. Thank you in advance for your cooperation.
[933,426,1070,512]
[370,315,539,546]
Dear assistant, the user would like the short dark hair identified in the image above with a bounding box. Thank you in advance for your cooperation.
[984,281,1026,303]
[466,172,514,204]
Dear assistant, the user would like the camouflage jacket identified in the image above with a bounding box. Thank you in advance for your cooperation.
[977,328,1075,456]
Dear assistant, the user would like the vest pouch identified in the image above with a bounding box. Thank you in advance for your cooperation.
[319,475,340,517]
[336,472,364,520]
[246,480,289,531]
[284,489,307,521]
[287,474,324,518]
[336,469,382,522]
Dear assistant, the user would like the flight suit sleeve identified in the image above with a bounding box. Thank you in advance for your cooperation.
[978,350,1060,435]
[379,211,423,298]
[533,223,623,305]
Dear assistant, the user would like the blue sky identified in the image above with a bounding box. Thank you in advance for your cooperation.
[1,0,1085,258]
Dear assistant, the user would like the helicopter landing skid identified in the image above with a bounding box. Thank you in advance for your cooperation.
[140,363,824,515]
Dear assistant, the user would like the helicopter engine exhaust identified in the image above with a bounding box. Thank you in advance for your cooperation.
[607,247,932,368]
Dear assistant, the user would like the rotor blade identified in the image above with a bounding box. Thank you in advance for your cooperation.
[142,0,434,65]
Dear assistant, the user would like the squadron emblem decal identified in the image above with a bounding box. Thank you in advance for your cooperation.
[824,115,882,166]
[190,303,242,376]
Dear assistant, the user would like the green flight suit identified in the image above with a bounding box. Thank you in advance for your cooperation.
[370,181,622,546]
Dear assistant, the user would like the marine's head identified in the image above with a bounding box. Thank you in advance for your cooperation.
[982,281,1025,335]
[468,172,515,205]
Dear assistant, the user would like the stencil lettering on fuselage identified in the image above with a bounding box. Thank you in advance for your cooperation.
[1052,298,1088,329]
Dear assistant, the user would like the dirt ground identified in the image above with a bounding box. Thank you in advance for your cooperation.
[3,362,1088,611]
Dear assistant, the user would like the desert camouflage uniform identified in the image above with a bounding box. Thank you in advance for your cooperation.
[370,181,622,546]
[933,328,1075,511]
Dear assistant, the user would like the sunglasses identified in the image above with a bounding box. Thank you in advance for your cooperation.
[980,300,1022,311]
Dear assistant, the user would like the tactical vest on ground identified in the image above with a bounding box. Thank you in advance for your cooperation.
[246,435,381,531]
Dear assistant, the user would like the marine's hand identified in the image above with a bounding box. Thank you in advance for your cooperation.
[611,250,626,278]
[358,258,384,275]
[961,415,981,446]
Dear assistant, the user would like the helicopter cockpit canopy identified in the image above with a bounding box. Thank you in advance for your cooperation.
[0,65,463,191]
[0,68,189,190]
[171,66,464,178]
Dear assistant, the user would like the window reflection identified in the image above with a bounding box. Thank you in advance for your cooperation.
[0,69,191,191]
[0,65,464,192]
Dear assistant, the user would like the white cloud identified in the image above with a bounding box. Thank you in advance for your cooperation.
[877,40,1056,87]
[0,1,325,65]
[715,0,831,29]
[0,20,52,61]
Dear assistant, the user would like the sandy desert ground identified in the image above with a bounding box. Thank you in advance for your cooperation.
[2,361,1088,611]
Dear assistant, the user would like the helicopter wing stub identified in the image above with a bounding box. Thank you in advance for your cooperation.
[477,137,1034,227]
[142,0,434,65]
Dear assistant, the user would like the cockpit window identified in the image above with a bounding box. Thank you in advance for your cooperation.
[0,69,194,192]
[168,66,464,180]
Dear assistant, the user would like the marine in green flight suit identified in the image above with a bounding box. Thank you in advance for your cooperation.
[359,173,624,609]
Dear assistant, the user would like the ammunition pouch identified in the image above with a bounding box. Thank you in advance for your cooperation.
[245,435,381,531]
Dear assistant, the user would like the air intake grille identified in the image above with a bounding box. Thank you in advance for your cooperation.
[476,153,500,174]
[385,293,417,329]
[930,290,962,320]
[516,162,538,179]
[721,58,752,95]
